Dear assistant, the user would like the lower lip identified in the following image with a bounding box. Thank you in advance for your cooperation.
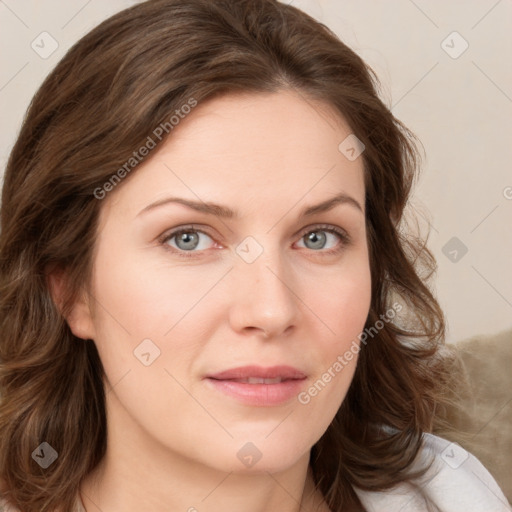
[205,378,306,406]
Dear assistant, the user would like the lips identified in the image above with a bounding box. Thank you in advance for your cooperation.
[204,365,307,407]
[204,365,308,406]
[206,365,307,382]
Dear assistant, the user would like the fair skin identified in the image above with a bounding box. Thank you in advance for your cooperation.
[66,89,371,512]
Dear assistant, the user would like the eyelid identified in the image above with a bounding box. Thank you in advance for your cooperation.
[296,223,350,241]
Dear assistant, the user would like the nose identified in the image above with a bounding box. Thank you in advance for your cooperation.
[228,243,301,340]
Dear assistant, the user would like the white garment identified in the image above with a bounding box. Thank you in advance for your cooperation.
[0,433,510,511]
[355,433,511,511]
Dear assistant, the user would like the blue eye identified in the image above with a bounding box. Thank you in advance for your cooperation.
[297,225,350,253]
[304,231,329,250]
[162,226,215,254]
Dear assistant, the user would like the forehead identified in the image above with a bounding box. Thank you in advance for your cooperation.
[102,90,366,221]
[165,89,356,167]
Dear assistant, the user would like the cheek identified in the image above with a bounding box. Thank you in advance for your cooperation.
[305,254,372,348]
[86,247,211,435]
[90,241,224,339]
[299,256,371,409]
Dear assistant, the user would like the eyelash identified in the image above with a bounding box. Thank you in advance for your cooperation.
[158,224,351,259]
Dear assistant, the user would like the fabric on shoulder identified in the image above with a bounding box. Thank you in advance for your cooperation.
[354,432,511,512]
[0,496,18,512]
[75,492,86,512]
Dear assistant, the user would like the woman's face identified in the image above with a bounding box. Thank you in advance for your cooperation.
[73,90,371,473]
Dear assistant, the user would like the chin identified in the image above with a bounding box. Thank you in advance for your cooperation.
[200,433,312,475]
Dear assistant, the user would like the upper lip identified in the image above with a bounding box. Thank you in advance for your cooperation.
[206,365,307,380]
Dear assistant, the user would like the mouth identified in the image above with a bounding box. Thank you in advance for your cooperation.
[204,365,307,406]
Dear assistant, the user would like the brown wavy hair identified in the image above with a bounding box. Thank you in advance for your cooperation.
[0,0,459,510]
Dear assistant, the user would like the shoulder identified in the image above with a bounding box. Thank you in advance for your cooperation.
[354,433,511,512]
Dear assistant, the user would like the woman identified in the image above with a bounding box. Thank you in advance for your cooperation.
[0,1,509,511]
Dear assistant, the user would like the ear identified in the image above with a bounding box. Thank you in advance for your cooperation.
[46,265,96,341]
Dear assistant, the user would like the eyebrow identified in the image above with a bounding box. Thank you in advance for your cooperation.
[137,192,364,219]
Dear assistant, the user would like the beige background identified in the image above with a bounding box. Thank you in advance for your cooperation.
[1,0,511,343]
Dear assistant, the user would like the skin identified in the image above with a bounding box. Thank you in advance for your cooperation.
[66,89,372,512]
